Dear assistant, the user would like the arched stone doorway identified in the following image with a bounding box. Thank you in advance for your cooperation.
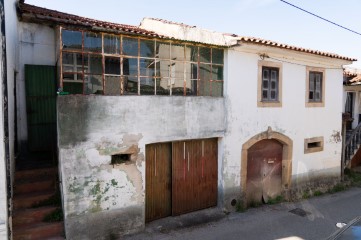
[241,127,293,205]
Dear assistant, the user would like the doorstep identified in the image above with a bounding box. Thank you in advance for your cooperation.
[143,207,226,235]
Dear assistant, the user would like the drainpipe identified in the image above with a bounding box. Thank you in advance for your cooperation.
[0,0,11,239]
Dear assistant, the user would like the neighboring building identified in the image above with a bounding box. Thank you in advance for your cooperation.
[343,68,361,169]
[0,1,357,239]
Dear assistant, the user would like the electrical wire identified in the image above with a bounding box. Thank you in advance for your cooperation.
[280,0,361,36]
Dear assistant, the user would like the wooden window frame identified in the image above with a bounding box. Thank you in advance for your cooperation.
[306,67,325,107]
[257,61,282,107]
[304,136,324,154]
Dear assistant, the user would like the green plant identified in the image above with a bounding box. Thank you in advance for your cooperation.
[43,208,63,222]
[235,200,246,212]
[346,170,361,187]
[267,195,284,205]
[302,191,311,199]
[328,183,346,194]
[313,190,323,196]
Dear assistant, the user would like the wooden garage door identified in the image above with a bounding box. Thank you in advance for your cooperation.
[145,143,172,222]
[172,139,218,215]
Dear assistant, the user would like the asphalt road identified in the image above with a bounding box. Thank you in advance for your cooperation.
[124,187,361,240]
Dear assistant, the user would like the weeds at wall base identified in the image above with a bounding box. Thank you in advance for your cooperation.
[235,171,361,213]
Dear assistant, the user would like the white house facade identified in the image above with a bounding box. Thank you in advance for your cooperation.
[0,1,357,239]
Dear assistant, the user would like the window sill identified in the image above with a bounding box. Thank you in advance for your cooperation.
[305,101,324,108]
[257,101,282,108]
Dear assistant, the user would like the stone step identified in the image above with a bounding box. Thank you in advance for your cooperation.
[15,167,57,182]
[13,206,58,228]
[12,222,64,240]
[13,191,55,210]
[14,178,56,195]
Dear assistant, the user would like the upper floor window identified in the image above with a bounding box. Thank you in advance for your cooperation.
[306,67,325,107]
[59,28,224,97]
[262,67,279,102]
[257,61,282,107]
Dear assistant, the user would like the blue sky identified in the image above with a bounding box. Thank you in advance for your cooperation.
[26,0,360,69]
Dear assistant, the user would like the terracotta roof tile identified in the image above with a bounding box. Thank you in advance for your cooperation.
[18,3,166,38]
[18,3,357,62]
[235,35,356,62]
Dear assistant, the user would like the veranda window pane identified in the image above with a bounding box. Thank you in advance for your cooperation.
[105,57,120,75]
[211,81,223,97]
[104,76,121,95]
[156,78,170,95]
[199,64,211,82]
[122,37,138,56]
[171,44,185,61]
[212,65,223,80]
[199,47,211,63]
[185,73,196,96]
[185,63,197,80]
[140,58,155,76]
[63,82,83,94]
[84,54,103,75]
[140,77,155,95]
[172,79,184,96]
[63,73,82,82]
[84,75,103,94]
[140,39,155,57]
[104,34,120,54]
[62,53,82,72]
[84,32,102,53]
[62,29,82,51]
[199,79,210,96]
[156,41,170,59]
[123,58,138,76]
[185,45,198,62]
[156,60,170,78]
[124,76,138,95]
[170,61,184,79]
[212,48,224,64]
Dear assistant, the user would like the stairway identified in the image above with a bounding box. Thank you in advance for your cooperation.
[12,167,64,240]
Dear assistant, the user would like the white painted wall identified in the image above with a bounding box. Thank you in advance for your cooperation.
[0,0,19,238]
[17,22,57,146]
[222,45,346,203]
[57,96,225,239]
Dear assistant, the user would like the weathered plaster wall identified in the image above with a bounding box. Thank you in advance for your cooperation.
[17,22,56,150]
[1,0,19,238]
[57,95,225,239]
[222,47,344,207]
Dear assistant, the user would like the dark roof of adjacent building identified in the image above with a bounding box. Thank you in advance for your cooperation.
[18,3,166,38]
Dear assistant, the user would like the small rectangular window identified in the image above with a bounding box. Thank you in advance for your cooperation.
[309,71,323,102]
[304,137,324,154]
[111,154,131,164]
[262,67,279,102]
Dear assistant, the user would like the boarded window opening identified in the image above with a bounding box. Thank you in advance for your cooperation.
[304,137,324,154]
[307,141,321,149]
[111,154,131,164]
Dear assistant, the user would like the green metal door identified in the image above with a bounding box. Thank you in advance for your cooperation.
[25,65,57,152]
